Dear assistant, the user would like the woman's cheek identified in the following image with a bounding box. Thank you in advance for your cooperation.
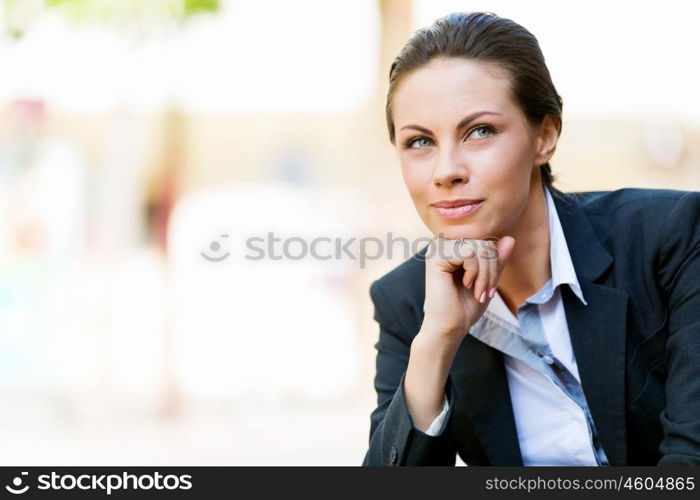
[402,165,431,198]
[479,157,523,189]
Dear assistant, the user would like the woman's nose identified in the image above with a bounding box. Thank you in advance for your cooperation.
[432,148,469,187]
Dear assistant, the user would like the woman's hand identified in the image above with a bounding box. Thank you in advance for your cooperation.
[403,234,516,432]
[421,235,516,344]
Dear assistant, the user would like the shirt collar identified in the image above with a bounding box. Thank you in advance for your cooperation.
[544,185,587,306]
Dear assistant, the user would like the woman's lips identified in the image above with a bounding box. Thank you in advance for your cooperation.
[433,200,484,219]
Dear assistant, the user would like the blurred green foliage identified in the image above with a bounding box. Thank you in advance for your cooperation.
[2,0,221,39]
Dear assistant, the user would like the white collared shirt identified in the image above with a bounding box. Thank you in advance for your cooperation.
[422,186,601,465]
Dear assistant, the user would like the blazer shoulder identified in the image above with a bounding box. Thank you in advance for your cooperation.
[566,187,698,219]
[561,187,700,268]
[369,246,427,339]
[371,245,426,292]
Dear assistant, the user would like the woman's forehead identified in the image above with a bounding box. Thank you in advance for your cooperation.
[392,59,516,129]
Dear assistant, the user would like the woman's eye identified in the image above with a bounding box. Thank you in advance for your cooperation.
[468,125,496,140]
[406,136,433,149]
[403,127,494,149]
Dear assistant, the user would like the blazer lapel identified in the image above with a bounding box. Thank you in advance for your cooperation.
[553,188,629,465]
[449,336,524,465]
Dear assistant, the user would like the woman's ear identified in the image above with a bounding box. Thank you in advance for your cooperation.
[534,115,560,166]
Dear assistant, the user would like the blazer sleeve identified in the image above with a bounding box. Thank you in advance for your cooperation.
[362,279,457,466]
[655,191,700,465]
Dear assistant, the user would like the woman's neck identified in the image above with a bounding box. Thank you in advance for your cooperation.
[497,181,552,316]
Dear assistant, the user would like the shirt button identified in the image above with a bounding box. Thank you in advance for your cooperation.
[389,447,398,465]
[543,355,554,365]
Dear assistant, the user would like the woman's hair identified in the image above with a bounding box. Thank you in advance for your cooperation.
[386,11,563,188]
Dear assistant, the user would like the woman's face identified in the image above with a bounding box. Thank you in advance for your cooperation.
[391,57,556,240]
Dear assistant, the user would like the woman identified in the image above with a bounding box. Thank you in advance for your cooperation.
[362,11,700,466]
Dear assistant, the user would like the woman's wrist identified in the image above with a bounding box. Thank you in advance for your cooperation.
[404,330,461,432]
[417,318,471,352]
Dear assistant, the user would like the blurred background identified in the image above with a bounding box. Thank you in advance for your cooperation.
[0,0,699,465]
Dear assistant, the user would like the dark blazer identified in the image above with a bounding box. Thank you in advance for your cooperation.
[362,186,700,466]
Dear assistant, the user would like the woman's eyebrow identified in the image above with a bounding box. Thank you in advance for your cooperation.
[399,110,502,134]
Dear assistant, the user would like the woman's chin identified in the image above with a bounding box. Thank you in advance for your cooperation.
[434,225,485,241]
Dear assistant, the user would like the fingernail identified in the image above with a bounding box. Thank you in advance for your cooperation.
[489,287,496,298]
[479,291,486,303]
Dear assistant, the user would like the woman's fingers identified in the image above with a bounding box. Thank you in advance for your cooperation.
[495,236,516,276]
[442,236,516,303]
[486,239,499,299]
[459,236,515,303]
[457,239,478,289]
[490,236,516,298]
[473,239,496,303]
[486,236,514,299]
